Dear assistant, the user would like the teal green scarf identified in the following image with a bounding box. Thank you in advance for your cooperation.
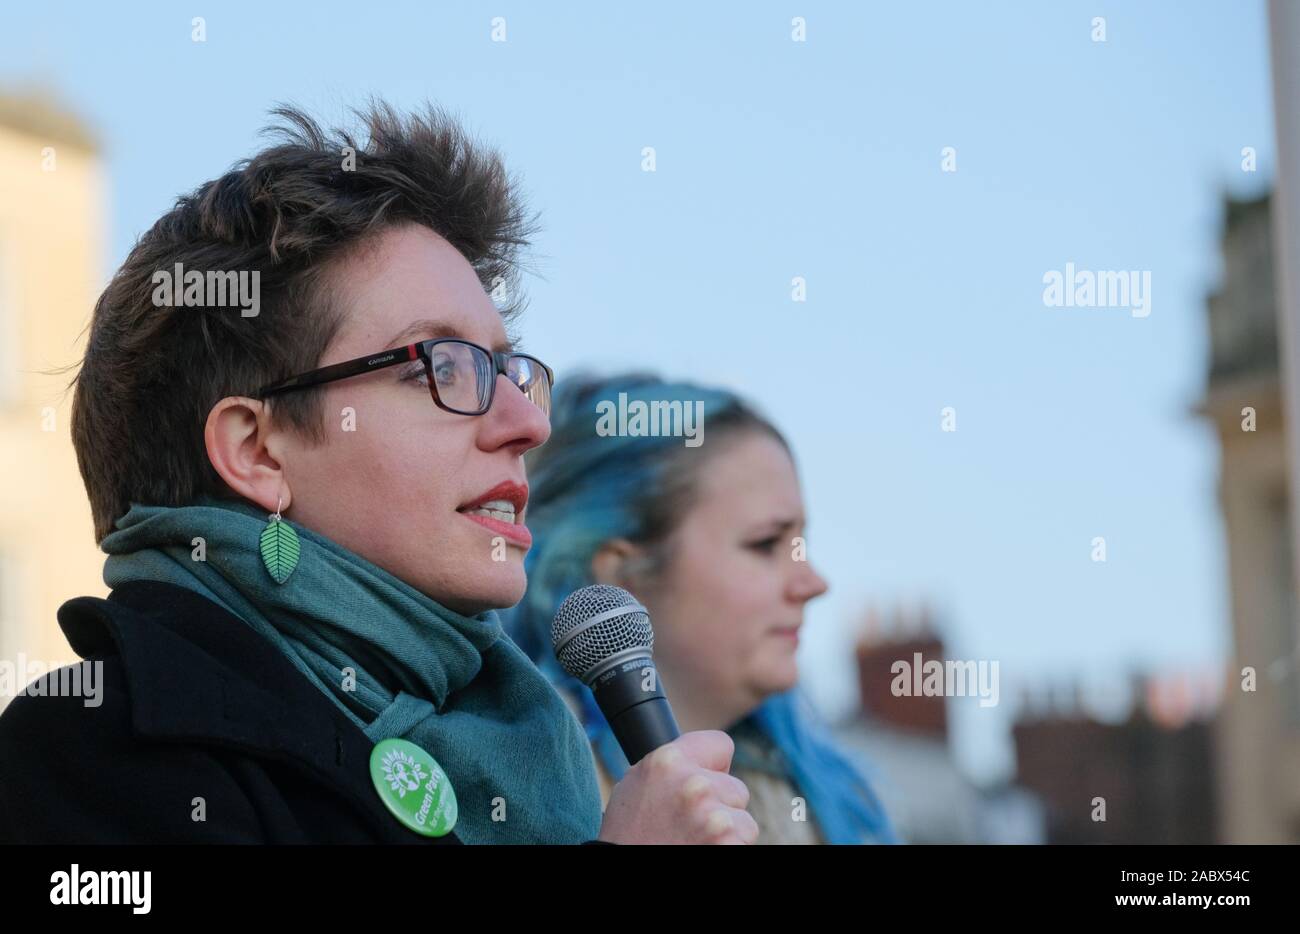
[100,496,603,844]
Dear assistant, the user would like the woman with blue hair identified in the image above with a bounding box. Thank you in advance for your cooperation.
[505,372,899,844]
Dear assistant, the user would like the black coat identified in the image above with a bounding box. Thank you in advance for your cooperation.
[0,579,606,844]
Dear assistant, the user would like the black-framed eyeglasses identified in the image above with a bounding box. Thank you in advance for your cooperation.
[256,337,554,418]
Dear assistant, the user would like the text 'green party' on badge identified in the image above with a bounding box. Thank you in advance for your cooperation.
[369,737,458,838]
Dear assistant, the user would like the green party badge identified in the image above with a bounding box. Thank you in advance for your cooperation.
[369,738,458,838]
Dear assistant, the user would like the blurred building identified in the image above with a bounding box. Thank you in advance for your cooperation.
[1011,672,1219,844]
[833,607,1044,844]
[1199,191,1300,844]
[0,89,108,711]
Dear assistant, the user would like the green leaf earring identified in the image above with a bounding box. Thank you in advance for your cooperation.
[259,495,300,584]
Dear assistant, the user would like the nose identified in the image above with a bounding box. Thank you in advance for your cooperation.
[476,372,551,455]
[787,557,829,604]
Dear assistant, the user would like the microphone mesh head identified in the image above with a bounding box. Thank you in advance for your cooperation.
[551,584,653,682]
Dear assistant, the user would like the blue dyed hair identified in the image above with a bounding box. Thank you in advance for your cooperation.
[504,372,899,844]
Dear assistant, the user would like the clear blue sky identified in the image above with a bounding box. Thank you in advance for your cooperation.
[2,1,1275,782]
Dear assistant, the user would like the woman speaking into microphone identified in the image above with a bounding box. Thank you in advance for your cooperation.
[0,102,755,845]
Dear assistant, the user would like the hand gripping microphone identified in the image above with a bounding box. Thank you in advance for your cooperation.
[551,584,680,765]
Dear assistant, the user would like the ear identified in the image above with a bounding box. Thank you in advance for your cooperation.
[590,538,649,590]
[204,396,291,514]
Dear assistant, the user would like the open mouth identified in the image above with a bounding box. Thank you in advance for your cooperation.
[456,480,532,548]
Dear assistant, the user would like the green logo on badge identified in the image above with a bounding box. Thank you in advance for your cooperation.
[369,738,458,837]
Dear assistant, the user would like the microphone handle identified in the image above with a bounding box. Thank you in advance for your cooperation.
[589,655,681,765]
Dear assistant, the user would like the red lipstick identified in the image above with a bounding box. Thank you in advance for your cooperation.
[457,480,531,548]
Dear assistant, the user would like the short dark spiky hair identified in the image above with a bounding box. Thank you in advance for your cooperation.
[69,101,539,542]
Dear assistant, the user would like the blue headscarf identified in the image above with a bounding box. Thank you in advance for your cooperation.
[504,372,899,844]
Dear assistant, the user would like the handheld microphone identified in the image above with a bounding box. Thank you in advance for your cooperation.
[551,584,680,765]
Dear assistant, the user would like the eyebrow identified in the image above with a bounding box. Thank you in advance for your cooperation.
[386,318,515,354]
[750,517,804,536]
